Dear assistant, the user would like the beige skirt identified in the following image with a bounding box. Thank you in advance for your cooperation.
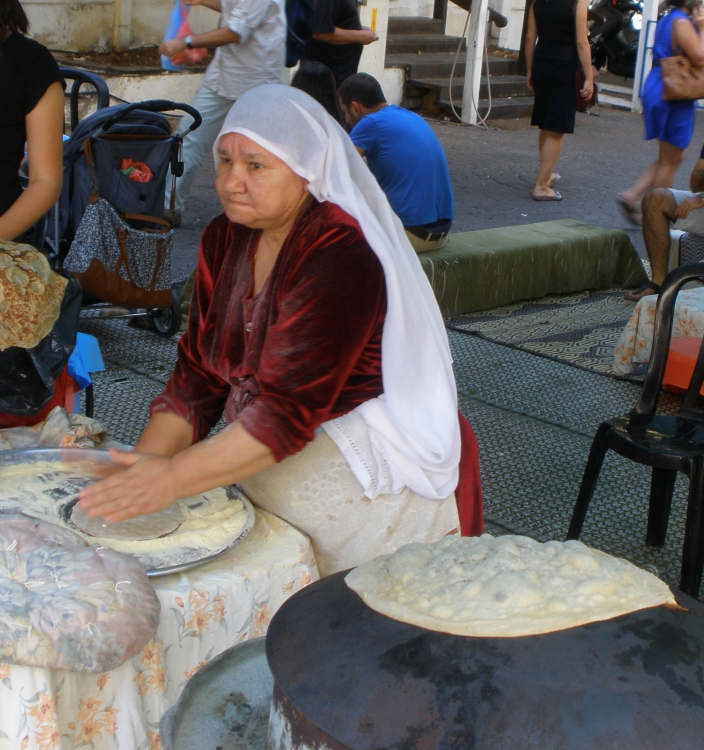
[239,431,459,577]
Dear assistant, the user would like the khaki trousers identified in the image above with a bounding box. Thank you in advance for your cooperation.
[405,229,450,254]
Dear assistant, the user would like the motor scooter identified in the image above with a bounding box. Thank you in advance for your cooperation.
[588,0,643,79]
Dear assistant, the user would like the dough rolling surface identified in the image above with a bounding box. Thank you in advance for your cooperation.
[0,460,249,570]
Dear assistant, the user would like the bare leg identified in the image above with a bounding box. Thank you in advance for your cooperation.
[653,140,685,188]
[534,130,564,198]
[625,187,678,301]
[621,140,685,205]
[621,160,659,206]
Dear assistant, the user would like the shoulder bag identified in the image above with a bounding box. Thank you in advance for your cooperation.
[661,55,704,100]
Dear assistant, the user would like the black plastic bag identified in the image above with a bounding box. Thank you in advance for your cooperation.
[0,270,82,416]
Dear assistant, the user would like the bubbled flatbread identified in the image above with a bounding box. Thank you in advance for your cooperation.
[0,241,68,350]
[345,535,677,638]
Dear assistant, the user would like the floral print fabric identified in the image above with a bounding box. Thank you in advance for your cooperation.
[0,515,159,673]
[614,289,704,375]
[0,509,318,749]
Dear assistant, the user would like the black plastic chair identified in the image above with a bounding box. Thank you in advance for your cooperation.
[566,263,704,596]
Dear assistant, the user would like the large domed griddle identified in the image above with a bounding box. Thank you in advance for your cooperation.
[265,571,704,750]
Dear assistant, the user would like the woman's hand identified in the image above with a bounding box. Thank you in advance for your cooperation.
[77,449,180,523]
[580,78,594,100]
[526,70,533,92]
[159,38,187,57]
[676,194,704,219]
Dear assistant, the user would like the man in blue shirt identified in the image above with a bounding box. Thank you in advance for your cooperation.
[338,73,454,252]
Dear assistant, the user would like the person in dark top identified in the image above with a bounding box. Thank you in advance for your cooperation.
[291,61,344,123]
[303,0,377,87]
[0,0,64,241]
[524,0,593,201]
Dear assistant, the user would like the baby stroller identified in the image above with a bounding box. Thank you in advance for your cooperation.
[58,98,202,337]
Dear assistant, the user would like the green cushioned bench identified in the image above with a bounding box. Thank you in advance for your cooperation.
[419,219,648,318]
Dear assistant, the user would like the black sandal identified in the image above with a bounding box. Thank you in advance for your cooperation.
[624,282,661,301]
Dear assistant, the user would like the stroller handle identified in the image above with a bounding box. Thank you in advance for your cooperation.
[60,67,111,132]
[98,100,203,135]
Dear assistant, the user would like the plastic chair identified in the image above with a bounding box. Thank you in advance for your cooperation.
[566,262,704,596]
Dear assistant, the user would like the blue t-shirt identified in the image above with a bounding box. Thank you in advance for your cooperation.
[350,105,454,227]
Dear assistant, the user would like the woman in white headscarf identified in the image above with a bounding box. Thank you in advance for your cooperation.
[79,84,482,576]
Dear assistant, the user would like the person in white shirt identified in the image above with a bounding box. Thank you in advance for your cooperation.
[159,0,285,225]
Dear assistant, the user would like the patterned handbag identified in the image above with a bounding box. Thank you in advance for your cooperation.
[63,140,173,309]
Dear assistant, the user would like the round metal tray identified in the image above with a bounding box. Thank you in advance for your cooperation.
[0,448,256,577]
[160,637,272,750]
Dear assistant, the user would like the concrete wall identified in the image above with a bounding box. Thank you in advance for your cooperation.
[489,0,525,51]
[24,0,220,52]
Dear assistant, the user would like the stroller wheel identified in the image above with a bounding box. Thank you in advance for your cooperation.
[150,288,182,338]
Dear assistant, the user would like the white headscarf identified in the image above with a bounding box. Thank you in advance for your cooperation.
[214,84,459,500]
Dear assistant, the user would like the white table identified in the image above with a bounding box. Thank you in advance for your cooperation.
[0,509,318,750]
[614,288,704,375]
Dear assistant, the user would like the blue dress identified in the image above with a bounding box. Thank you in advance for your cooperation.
[642,8,697,149]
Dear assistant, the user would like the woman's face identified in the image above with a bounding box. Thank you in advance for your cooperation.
[215,133,309,231]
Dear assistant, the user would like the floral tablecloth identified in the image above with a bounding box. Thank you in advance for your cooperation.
[0,509,318,750]
[614,288,704,375]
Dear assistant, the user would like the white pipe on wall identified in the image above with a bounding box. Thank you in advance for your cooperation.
[112,0,133,50]
[461,0,488,125]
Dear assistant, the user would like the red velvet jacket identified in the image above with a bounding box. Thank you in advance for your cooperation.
[150,200,387,461]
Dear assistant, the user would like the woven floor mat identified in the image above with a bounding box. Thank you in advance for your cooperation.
[447,289,644,382]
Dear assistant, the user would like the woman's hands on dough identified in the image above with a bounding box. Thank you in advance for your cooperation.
[78,449,179,523]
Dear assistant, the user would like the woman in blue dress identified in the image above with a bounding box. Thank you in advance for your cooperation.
[620,0,704,226]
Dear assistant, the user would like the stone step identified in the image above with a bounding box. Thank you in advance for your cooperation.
[387,16,444,35]
[385,51,519,78]
[386,33,467,55]
[409,74,532,102]
[436,94,535,120]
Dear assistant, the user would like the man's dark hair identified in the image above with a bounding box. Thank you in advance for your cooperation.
[0,0,29,38]
[338,73,386,109]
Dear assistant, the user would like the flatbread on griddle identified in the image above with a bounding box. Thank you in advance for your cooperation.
[345,535,676,638]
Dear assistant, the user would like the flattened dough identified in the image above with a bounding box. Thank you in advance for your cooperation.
[345,535,677,637]
[72,503,184,540]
